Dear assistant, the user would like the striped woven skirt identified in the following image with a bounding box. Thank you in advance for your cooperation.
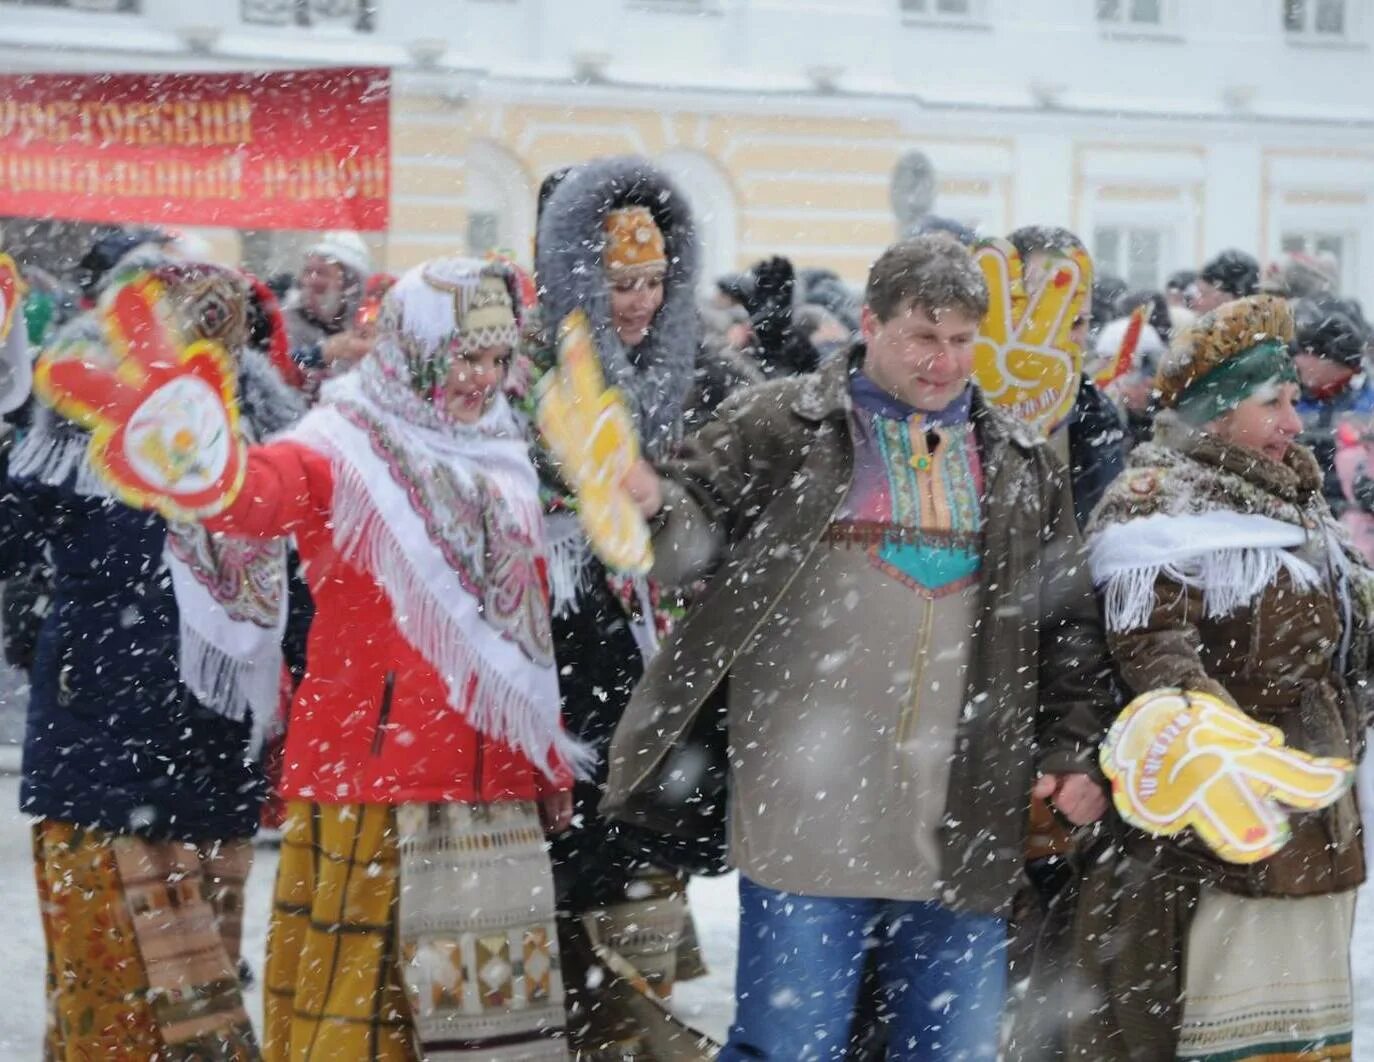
[33,819,258,1061]
[1177,888,1355,1061]
[265,800,568,1062]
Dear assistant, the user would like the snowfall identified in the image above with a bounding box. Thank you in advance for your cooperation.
[0,759,1371,1056]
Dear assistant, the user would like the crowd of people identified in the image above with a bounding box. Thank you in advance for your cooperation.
[2,152,1372,1062]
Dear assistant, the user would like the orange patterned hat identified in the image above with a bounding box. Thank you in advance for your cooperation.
[603,206,666,276]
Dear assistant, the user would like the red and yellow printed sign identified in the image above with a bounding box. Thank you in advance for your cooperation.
[0,67,389,231]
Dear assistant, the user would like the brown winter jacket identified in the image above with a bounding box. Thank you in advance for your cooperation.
[601,350,1117,916]
[1049,430,1372,1062]
[1094,430,1369,898]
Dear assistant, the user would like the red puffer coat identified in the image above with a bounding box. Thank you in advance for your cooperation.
[208,440,572,805]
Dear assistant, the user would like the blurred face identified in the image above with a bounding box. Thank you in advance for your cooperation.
[1207,381,1303,463]
[443,344,512,424]
[300,254,347,322]
[1114,374,1155,415]
[609,268,666,347]
[1294,352,1356,396]
[861,300,980,411]
[1190,279,1229,314]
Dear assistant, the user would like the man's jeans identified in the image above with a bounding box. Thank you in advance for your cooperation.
[719,876,1007,1061]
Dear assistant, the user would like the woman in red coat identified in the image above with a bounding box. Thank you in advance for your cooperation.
[156,256,583,1060]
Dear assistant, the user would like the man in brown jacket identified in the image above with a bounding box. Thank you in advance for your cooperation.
[604,235,1116,1059]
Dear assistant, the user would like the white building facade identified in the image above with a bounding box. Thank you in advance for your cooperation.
[0,0,1371,297]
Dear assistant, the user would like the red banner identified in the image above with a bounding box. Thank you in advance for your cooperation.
[0,67,390,232]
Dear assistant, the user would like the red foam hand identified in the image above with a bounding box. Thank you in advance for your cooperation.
[34,272,246,521]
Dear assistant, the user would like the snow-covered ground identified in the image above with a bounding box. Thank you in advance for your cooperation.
[0,765,1367,1057]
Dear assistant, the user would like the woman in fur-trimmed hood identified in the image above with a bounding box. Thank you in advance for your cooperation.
[1056,295,1374,1062]
[533,156,747,1061]
[536,155,702,461]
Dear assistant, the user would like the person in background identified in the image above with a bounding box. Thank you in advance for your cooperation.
[9,254,303,1059]
[1007,225,1127,528]
[284,229,375,376]
[1291,293,1374,512]
[605,234,1115,1061]
[1091,312,1168,450]
[1190,248,1260,314]
[1262,250,1340,300]
[795,302,853,363]
[1090,273,1128,342]
[1166,268,1197,308]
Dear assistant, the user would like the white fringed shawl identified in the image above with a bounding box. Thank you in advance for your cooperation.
[1090,510,1322,632]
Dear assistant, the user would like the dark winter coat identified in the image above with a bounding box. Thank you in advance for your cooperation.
[4,477,264,841]
[1066,376,1127,528]
[602,349,1118,917]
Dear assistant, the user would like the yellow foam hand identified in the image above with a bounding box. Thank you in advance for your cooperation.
[33,271,246,522]
[535,310,653,575]
[972,238,1091,436]
[1101,688,1355,864]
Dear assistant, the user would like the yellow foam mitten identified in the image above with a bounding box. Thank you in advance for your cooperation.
[535,310,653,575]
[1100,688,1354,864]
[34,271,246,522]
[972,238,1091,436]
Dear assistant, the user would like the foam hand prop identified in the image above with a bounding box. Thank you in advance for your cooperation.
[1093,304,1147,390]
[973,238,1092,436]
[0,254,32,415]
[0,253,22,344]
[536,309,653,575]
[1100,688,1354,864]
[34,271,245,521]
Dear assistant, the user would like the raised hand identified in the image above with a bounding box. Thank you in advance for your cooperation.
[535,309,653,575]
[972,238,1091,436]
[34,271,246,522]
[1100,688,1354,864]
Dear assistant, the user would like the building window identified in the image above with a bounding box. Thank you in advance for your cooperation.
[901,0,979,18]
[0,0,139,9]
[1281,230,1354,289]
[241,0,375,31]
[1096,0,1164,25]
[1284,0,1348,37]
[630,0,711,12]
[1094,225,1167,290]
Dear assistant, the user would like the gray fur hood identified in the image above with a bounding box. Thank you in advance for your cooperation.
[535,155,700,459]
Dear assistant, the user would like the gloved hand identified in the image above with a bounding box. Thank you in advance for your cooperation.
[34,271,246,522]
[535,309,653,575]
[1100,688,1354,864]
[973,238,1091,436]
[743,256,821,377]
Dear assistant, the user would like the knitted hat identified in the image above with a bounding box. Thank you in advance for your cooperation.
[1292,294,1365,369]
[1262,251,1338,299]
[1199,249,1260,298]
[306,230,373,279]
[603,206,666,277]
[1157,295,1296,423]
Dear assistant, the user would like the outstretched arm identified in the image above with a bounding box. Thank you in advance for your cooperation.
[204,440,334,541]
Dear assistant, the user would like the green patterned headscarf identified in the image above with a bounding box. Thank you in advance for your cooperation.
[1173,340,1298,426]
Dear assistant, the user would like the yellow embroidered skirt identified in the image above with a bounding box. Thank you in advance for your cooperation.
[33,819,258,1061]
[265,800,568,1062]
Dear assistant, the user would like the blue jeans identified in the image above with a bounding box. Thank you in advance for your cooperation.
[719,876,1007,1061]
